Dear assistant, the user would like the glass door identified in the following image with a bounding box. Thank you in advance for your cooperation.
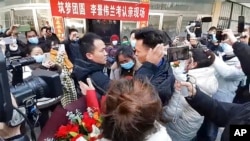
[148,13,164,30]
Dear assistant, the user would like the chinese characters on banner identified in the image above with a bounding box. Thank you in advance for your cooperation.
[139,0,150,28]
[52,16,65,41]
[50,0,149,21]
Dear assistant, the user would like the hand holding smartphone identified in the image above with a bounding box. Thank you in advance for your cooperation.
[216,30,227,42]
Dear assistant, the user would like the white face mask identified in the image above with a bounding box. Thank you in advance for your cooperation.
[112,40,118,46]
[9,44,18,51]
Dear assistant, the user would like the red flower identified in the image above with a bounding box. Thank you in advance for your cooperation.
[71,134,84,141]
[55,124,79,138]
[82,112,97,132]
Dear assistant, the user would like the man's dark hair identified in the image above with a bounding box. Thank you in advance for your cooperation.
[130,29,137,36]
[69,28,78,35]
[25,29,38,37]
[208,26,217,32]
[40,26,47,32]
[79,32,102,60]
[134,27,167,48]
[122,36,128,41]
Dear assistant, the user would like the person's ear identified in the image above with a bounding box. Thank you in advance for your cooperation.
[192,62,198,69]
[86,53,93,60]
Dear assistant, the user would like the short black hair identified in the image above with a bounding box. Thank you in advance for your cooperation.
[130,29,137,36]
[25,29,38,37]
[41,26,47,32]
[122,36,128,40]
[69,28,78,35]
[115,46,134,66]
[191,48,213,68]
[79,32,102,60]
[134,27,167,48]
[208,26,217,32]
[27,44,43,55]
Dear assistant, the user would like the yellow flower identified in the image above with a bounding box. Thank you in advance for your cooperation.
[93,112,99,120]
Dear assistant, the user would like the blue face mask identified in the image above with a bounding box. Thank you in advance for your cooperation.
[120,60,135,70]
[28,37,39,44]
[32,54,45,63]
[212,34,218,42]
[130,40,136,48]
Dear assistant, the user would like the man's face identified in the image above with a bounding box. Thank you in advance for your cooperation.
[208,29,216,35]
[70,31,79,41]
[46,28,52,37]
[26,31,37,39]
[87,39,107,65]
[135,39,149,64]
[130,33,135,41]
[190,38,198,46]
[41,29,47,36]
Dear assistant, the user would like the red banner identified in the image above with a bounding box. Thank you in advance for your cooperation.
[50,0,149,21]
[52,16,65,41]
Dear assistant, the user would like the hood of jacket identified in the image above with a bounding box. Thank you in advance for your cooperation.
[73,59,104,81]
[188,67,218,96]
[172,61,218,96]
[100,121,172,141]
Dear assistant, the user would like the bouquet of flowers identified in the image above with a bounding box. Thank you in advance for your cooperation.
[54,107,102,141]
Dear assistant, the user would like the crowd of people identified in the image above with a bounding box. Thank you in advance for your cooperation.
[1,22,250,141]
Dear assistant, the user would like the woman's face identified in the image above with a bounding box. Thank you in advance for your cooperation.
[118,54,133,65]
[185,57,197,71]
[30,47,43,56]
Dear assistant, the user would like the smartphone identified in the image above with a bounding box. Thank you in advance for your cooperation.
[2,37,15,45]
[58,44,65,54]
[167,46,190,62]
[238,16,245,33]
[216,30,227,42]
[43,53,50,63]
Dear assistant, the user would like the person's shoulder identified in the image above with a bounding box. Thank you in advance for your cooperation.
[146,121,172,141]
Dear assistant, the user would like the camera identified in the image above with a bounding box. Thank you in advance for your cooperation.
[0,48,63,124]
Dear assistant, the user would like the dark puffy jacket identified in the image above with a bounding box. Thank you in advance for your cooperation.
[63,39,83,64]
[134,57,175,104]
[186,88,250,141]
[73,59,110,97]
[5,39,27,57]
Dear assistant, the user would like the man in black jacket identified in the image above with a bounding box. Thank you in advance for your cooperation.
[63,28,83,64]
[134,27,175,104]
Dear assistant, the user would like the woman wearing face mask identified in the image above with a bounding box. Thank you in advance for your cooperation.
[105,34,120,76]
[23,45,61,130]
[162,48,218,141]
[23,45,61,78]
[130,30,137,50]
[110,46,141,80]
[5,33,27,58]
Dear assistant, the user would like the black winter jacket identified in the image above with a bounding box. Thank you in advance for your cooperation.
[134,57,175,104]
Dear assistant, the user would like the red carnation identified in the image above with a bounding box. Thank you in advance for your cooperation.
[82,112,97,132]
[55,124,79,138]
